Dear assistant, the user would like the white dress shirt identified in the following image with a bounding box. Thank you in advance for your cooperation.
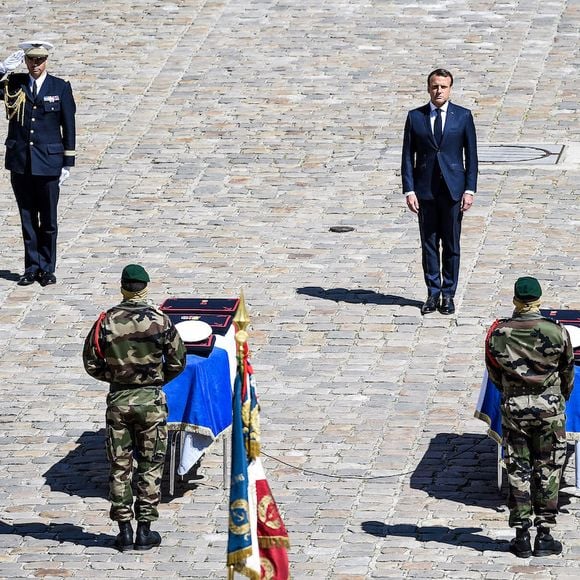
[29,71,47,95]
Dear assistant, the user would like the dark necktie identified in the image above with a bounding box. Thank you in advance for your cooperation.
[32,80,38,100]
[434,108,442,145]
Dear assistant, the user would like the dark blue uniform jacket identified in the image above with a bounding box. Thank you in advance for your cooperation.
[1,72,76,176]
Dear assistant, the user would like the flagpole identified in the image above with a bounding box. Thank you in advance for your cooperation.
[233,289,250,372]
[227,291,251,579]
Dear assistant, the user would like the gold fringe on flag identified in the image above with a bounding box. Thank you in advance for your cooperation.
[258,536,291,549]
[227,546,253,566]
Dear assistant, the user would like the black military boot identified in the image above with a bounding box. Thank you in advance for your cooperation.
[114,521,134,552]
[134,521,162,551]
[509,526,532,558]
[533,527,562,556]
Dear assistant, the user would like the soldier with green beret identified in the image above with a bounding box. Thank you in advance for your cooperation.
[485,276,574,558]
[83,265,186,551]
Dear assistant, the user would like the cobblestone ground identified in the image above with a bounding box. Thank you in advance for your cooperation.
[0,0,579,578]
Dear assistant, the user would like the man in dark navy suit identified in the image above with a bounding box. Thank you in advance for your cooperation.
[0,40,76,286]
[401,69,478,315]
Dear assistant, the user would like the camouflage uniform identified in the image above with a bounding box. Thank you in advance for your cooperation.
[485,311,574,529]
[83,298,186,522]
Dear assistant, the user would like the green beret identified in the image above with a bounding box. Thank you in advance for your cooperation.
[514,276,542,301]
[121,264,150,283]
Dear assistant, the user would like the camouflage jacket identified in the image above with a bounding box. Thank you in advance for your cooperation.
[485,311,575,402]
[82,298,186,388]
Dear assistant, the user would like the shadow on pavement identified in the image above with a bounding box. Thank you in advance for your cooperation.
[410,432,572,512]
[296,286,422,308]
[361,521,509,553]
[0,269,21,282]
[42,429,200,502]
[410,433,503,510]
[0,520,115,548]
[43,430,109,500]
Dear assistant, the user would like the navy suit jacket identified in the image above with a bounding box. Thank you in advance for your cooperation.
[401,102,477,201]
[1,73,76,176]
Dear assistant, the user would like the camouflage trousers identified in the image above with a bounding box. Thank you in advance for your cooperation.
[502,412,566,529]
[105,387,168,522]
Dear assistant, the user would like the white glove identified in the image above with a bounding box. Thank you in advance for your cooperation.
[59,168,70,187]
[0,49,25,74]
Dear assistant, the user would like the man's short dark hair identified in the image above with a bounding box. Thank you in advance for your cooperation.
[121,280,147,292]
[427,68,454,87]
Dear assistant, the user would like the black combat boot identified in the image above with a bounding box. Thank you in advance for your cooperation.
[114,521,134,552]
[509,526,532,558]
[533,527,562,557]
[134,521,162,551]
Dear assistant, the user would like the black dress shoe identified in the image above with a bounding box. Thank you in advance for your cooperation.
[421,295,440,315]
[38,272,57,287]
[17,272,37,286]
[439,295,455,315]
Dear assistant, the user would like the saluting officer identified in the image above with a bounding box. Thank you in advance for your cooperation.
[0,40,76,286]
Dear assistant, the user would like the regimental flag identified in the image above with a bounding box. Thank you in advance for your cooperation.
[227,372,254,574]
[251,458,290,579]
[241,343,261,461]
[228,342,290,580]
